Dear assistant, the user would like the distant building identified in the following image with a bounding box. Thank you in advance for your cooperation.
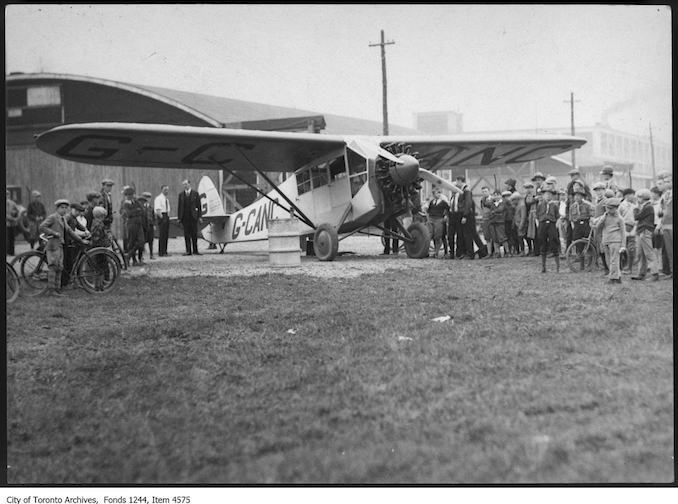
[414,111,671,203]
[414,110,463,135]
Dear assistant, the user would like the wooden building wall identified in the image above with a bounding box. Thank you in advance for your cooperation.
[6,146,219,238]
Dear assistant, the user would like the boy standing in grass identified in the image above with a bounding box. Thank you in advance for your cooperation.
[487,190,508,258]
[592,197,626,284]
[90,206,112,291]
[632,189,659,282]
[535,187,560,272]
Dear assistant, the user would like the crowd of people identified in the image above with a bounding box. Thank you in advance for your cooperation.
[6,168,673,291]
[5,177,204,295]
[381,166,673,283]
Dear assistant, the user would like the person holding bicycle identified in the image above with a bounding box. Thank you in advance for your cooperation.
[39,199,89,296]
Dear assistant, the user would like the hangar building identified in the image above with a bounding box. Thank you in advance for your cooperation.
[6,72,420,238]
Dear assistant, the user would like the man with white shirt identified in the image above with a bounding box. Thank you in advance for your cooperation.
[154,185,171,257]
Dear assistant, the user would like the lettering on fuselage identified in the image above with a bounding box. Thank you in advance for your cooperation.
[231,198,278,240]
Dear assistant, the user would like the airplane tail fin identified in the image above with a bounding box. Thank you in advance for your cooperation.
[198,175,228,217]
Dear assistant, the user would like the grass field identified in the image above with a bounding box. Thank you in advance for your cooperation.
[5,254,674,484]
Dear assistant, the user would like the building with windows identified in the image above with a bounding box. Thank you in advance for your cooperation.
[416,120,671,202]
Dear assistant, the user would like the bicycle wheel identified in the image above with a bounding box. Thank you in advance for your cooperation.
[6,262,21,303]
[566,239,598,273]
[111,235,128,270]
[76,248,120,294]
[20,250,50,295]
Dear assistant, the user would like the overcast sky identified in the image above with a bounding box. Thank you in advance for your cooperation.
[5,4,672,142]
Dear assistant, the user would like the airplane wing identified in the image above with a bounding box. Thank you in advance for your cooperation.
[35,122,348,172]
[35,122,586,174]
[381,134,587,171]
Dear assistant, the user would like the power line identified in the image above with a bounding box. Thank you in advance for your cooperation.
[369,29,395,135]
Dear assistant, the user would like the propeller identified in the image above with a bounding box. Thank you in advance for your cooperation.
[376,143,424,214]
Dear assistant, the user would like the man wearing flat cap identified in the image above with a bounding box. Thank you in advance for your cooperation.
[39,199,88,295]
[600,165,619,193]
[100,179,115,230]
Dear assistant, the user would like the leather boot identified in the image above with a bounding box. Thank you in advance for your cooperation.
[555,255,560,273]
[541,254,547,273]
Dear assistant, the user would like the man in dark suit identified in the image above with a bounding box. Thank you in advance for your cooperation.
[178,179,202,255]
[455,175,486,259]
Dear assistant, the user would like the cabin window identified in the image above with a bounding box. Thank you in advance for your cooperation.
[347,149,367,176]
[347,149,368,197]
[329,156,347,180]
[297,169,311,195]
[310,163,329,189]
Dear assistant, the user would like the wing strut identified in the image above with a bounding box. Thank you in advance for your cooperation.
[233,146,317,230]
[209,154,316,230]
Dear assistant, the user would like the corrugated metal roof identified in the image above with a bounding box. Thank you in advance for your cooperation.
[135,83,420,135]
[8,73,421,135]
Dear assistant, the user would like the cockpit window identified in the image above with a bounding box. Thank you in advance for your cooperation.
[347,149,368,197]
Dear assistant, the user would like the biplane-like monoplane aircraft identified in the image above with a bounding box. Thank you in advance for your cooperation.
[36,123,586,261]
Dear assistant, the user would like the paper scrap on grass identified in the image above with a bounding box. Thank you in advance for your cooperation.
[431,315,452,322]
[286,329,297,334]
[398,336,413,341]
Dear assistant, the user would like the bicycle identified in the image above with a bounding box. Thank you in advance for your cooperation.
[19,236,121,296]
[6,261,21,303]
[565,226,599,273]
[110,233,129,270]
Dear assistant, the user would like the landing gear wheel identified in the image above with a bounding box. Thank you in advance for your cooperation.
[313,224,339,261]
[404,222,431,258]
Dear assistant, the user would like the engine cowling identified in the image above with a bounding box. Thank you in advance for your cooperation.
[389,154,420,186]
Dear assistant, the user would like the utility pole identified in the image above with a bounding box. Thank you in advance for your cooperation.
[563,92,581,171]
[649,122,656,181]
[369,30,395,135]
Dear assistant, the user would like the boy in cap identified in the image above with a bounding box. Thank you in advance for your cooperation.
[39,199,88,295]
[632,189,659,281]
[62,202,91,287]
[121,186,146,266]
[487,190,509,258]
[89,206,112,291]
[139,191,156,260]
[523,181,537,256]
[592,197,626,283]
[618,188,638,274]
[591,181,609,272]
[504,178,517,194]
[536,187,561,272]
